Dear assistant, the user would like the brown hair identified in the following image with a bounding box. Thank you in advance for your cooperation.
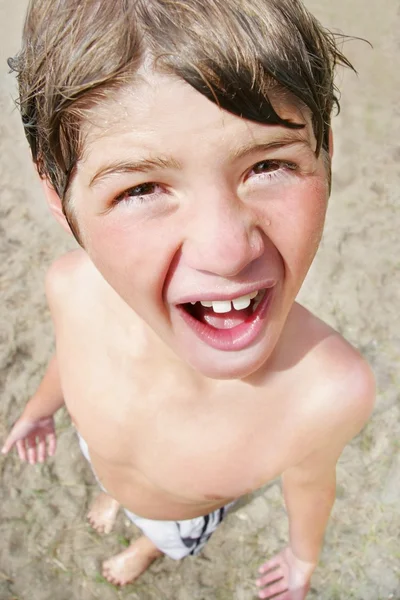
[9,0,353,236]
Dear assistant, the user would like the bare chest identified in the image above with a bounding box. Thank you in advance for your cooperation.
[58,337,296,503]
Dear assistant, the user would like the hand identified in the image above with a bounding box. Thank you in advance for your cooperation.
[256,547,316,599]
[1,415,56,464]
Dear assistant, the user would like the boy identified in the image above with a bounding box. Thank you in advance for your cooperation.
[2,1,375,598]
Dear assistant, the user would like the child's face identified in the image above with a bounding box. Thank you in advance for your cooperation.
[69,72,330,379]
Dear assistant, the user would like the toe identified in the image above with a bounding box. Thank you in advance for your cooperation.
[104,523,112,535]
[103,571,113,584]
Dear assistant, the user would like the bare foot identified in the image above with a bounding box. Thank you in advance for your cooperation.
[87,491,120,534]
[102,535,163,586]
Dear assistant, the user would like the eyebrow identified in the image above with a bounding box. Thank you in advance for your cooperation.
[89,156,182,188]
[88,129,312,189]
[229,129,312,162]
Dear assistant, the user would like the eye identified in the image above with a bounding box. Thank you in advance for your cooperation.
[115,182,160,204]
[250,160,298,177]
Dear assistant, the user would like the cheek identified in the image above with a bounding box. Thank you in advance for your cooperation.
[258,178,328,273]
[81,212,178,307]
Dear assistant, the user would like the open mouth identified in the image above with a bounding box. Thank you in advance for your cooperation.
[176,287,274,351]
[183,289,265,329]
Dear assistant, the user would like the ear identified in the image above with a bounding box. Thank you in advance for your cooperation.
[328,128,334,159]
[39,177,73,235]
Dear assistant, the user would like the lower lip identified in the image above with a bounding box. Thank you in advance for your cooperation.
[176,288,274,351]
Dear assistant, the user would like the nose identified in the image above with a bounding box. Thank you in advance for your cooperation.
[182,192,265,277]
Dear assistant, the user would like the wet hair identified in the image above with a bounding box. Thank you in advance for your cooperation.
[9,0,354,238]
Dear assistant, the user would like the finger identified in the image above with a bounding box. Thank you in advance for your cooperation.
[256,569,284,588]
[2,419,32,453]
[1,431,18,454]
[47,433,56,457]
[257,579,288,600]
[1,441,11,455]
[37,437,46,463]
[27,443,37,465]
[16,439,27,462]
[259,557,281,574]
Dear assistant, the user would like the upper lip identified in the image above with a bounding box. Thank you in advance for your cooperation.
[174,280,276,305]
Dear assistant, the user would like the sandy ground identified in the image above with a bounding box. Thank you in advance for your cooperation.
[0,1,399,599]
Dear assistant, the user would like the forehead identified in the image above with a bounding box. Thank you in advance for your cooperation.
[78,72,315,170]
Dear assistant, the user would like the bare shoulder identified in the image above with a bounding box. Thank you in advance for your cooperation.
[45,249,101,312]
[290,304,375,445]
[45,250,142,338]
[277,304,376,476]
[46,248,93,288]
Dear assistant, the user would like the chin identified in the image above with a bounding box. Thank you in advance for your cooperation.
[178,343,273,381]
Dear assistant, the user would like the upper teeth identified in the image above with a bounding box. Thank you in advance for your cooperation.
[197,291,259,313]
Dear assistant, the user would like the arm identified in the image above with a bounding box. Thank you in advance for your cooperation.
[2,253,83,462]
[18,354,64,421]
[256,455,336,600]
[283,453,336,566]
[2,353,65,462]
[256,356,375,599]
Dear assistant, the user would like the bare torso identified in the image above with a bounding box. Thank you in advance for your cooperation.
[49,250,359,520]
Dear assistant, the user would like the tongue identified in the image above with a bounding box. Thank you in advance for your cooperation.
[198,305,253,330]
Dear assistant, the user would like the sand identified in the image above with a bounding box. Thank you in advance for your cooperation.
[0,0,399,598]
